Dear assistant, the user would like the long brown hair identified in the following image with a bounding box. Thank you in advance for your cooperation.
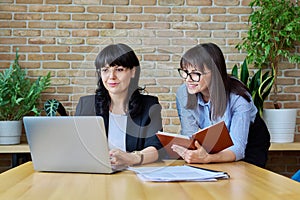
[180,43,250,120]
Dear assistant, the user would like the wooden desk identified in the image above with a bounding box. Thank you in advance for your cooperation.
[1,161,299,200]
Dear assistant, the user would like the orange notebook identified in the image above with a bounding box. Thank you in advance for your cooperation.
[156,121,233,159]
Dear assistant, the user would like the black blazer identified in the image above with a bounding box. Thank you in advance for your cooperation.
[75,95,163,153]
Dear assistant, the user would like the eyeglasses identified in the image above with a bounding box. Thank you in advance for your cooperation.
[100,66,128,76]
[177,69,210,82]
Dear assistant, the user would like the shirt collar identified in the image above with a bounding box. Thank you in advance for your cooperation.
[197,93,210,106]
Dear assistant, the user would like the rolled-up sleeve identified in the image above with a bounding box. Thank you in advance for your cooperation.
[227,95,257,160]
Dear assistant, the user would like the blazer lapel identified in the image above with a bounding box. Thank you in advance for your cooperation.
[125,113,141,152]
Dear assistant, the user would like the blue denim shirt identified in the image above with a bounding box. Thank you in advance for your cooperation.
[176,84,257,161]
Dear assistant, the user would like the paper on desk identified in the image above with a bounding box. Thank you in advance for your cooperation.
[128,165,229,182]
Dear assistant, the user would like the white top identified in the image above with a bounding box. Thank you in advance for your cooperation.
[108,112,127,151]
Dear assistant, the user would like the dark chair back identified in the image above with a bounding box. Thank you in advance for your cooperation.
[243,114,270,168]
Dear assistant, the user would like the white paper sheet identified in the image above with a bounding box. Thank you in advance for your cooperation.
[128,165,229,182]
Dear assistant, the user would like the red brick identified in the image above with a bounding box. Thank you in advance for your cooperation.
[0,30,11,36]
[129,15,156,21]
[213,15,239,22]
[16,0,43,3]
[58,6,85,13]
[0,46,11,52]
[131,0,156,5]
[28,22,56,28]
[14,30,41,37]
[72,14,99,21]
[0,38,26,44]
[44,14,70,20]
[0,5,27,12]
[144,23,170,29]
[19,62,41,69]
[28,54,55,61]
[29,38,55,44]
[14,13,42,20]
[215,0,239,6]
[58,38,84,45]
[43,30,70,37]
[186,0,211,6]
[72,30,99,37]
[72,46,98,53]
[87,6,114,13]
[172,7,198,14]
[0,13,12,20]
[58,22,85,29]
[29,5,56,12]
[157,15,183,22]
[159,0,184,6]
[101,14,127,21]
[102,0,128,5]
[43,62,70,69]
[57,70,85,77]
[0,22,26,28]
[115,23,142,29]
[13,46,40,52]
[116,6,142,13]
[46,0,72,4]
[86,22,113,29]
[42,46,70,53]
[57,54,84,61]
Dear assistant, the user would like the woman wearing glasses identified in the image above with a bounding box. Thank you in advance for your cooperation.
[75,43,163,168]
[172,43,270,167]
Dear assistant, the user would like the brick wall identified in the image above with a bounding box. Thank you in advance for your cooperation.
[0,0,299,175]
[1,0,299,134]
[266,151,300,178]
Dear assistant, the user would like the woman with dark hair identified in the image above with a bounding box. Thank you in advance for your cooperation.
[172,43,270,167]
[75,43,163,167]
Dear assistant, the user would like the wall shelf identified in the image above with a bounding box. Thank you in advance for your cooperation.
[0,143,30,153]
[269,142,300,151]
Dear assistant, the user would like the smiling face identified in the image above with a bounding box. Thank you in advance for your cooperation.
[100,65,136,98]
[182,64,211,102]
[95,44,141,100]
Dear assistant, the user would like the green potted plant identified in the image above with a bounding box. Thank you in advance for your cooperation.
[236,0,300,143]
[0,49,51,144]
[44,99,68,116]
[237,0,300,107]
[231,59,274,117]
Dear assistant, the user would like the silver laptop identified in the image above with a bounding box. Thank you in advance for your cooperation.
[23,116,122,174]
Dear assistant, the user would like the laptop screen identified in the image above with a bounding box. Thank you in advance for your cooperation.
[23,116,119,174]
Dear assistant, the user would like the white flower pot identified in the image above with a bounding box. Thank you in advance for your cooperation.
[263,109,297,143]
[0,120,22,145]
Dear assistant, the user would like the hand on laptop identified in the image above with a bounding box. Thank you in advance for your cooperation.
[109,149,142,167]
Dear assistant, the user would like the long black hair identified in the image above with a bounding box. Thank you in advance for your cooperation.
[180,43,250,120]
[94,43,144,118]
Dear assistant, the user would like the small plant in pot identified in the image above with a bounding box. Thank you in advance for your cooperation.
[0,49,51,144]
[236,0,300,143]
[44,99,68,116]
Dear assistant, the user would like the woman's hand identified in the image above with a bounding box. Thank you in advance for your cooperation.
[109,146,159,167]
[171,141,210,164]
[109,149,140,167]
